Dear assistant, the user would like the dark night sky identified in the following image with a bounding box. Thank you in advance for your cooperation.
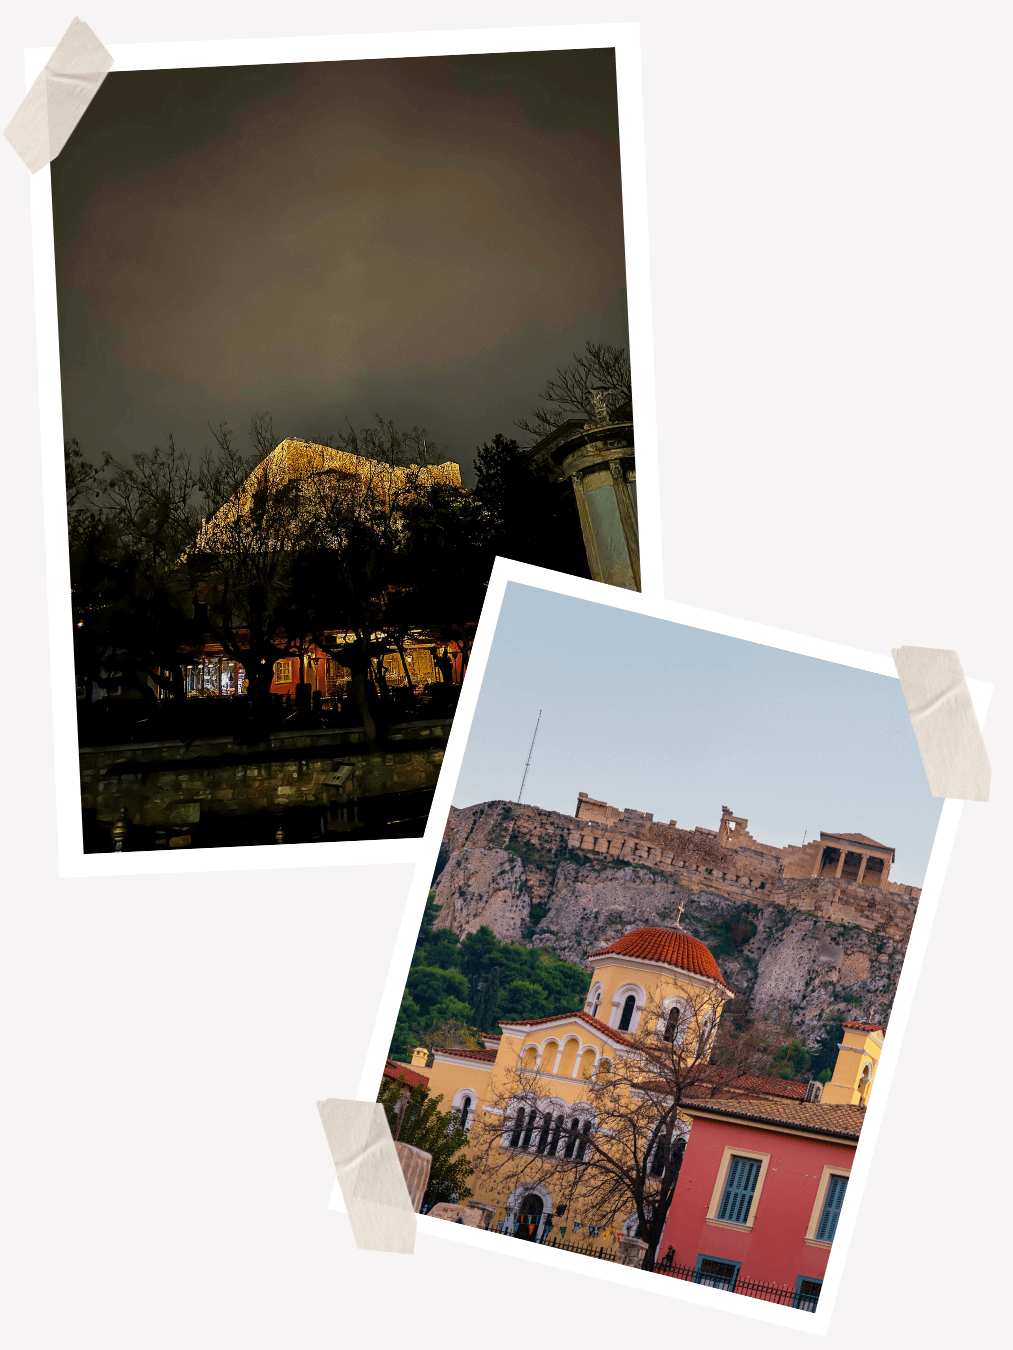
[51,50,629,484]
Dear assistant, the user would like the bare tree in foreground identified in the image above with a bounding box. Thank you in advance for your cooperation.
[515,341,632,443]
[467,983,786,1268]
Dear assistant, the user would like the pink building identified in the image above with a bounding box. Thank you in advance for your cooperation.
[660,1084,863,1309]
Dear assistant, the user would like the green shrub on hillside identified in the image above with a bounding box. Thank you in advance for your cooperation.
[387,892,591,1058]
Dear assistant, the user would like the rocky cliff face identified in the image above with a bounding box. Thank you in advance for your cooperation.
[433,801,912,1049]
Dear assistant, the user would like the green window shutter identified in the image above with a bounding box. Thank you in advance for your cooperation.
[816,1174,848,1242]
[717,1156,761,1224]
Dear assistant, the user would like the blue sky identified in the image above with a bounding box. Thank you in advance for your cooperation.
[452,583,943,889]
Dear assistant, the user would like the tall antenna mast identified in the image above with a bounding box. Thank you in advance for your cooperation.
[517,710,542,803]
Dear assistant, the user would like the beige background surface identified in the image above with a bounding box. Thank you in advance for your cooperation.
[1,4,1008,1348]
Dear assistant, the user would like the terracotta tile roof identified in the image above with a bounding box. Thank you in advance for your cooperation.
[382,1059,429,1089]
[635,1069,810,1103]
[714,1072,808,1101]
[498,1009,637,1049]
[680,1093,866,1140]
[432,1046,499,1062]
[587,927,730,988]
[842,1021,886,1034]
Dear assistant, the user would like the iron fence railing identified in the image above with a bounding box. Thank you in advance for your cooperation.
[541,1235,820,1311]
[542,1236,619,1262]
[654,1257,820,1310]
[421,1211,819,1313]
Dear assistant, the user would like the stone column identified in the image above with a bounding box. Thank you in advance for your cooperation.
[834,849,846,879]
[856,854,868,885]
[609,459,641,590]
[570,472,603,582]
[618,1236,649,1267]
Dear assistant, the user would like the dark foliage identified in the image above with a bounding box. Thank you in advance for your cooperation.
[809,1020,845,1083]
[472,433,589,578]
[388,893,590,1057]
[377,1075,473,1207]
[771,1038,812,1081]
[66,392,598,746]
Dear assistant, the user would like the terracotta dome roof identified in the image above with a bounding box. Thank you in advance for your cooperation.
[588,927,729,987]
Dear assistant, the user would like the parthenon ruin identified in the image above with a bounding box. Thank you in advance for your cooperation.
[569,794,920,943]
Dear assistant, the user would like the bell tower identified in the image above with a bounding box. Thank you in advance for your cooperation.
[820,1021,885,1107]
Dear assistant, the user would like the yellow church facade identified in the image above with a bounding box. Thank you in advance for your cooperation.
[412,926,735,1243]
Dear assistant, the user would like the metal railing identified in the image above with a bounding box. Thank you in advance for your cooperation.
[427,1211,820,1312]
[542,1235,619,1262]
[539,1235,820,1310]
[654,1258,820,1310]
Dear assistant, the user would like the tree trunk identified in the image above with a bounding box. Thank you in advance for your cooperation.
[393,635,416,694]
[350,671,378,750]
[240,664,275,738]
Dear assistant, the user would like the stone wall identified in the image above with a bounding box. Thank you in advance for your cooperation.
[439,800,919,945]
[566,824,917,941]
[80,720,450,831]
[432,799,920,1044]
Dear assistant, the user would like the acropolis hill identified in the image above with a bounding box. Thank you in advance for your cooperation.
[433,795,922,1042]
[567,794,920,938]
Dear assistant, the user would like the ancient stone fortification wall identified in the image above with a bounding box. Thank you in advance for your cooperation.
[81,721,449,830]
[566,823,917,942]
[440,799,919,945]
[433,799,919,1042]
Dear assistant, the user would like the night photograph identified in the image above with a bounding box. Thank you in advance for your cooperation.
[54,48,638,852]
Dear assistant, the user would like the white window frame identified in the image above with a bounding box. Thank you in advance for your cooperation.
[655,994,691,1044]
[451,1087,479,1132]
[610,982,646,1034]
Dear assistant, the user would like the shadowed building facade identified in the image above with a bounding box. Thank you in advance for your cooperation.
[526,399,638,590]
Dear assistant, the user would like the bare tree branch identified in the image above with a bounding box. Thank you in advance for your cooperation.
[462,982,786,1265]
[515,341,632,443]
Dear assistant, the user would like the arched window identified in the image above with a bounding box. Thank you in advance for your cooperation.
[460,1095,471,1130]
[663,1007,681,1043]
[564,1117,582,1159]
[590,988,602,1018]
[650,1130,667,1176]
[858,1062,873,1106]
[536,1111,553,1154]
[510,1108,526,1148]
[557,1038,579,1077]
[538,1041,558,1073]
[649,1129,685,1179]
[671,1136,686,1183]
[516,1192,543,1241]
[619,994,637,1032]
[548,1114,563,1156]
[579,1118,593,1160]
[521,1109,537,1149]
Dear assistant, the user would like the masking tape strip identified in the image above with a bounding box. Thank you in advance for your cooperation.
[4,18,114,174]
[891,646,990,802]
[317,1099,416,1254]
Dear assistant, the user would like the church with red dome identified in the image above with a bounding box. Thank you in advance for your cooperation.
[407,921,736,1249]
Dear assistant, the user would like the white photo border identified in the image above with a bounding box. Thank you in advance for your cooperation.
[337,554,992,1334]
[25,23,661,877]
